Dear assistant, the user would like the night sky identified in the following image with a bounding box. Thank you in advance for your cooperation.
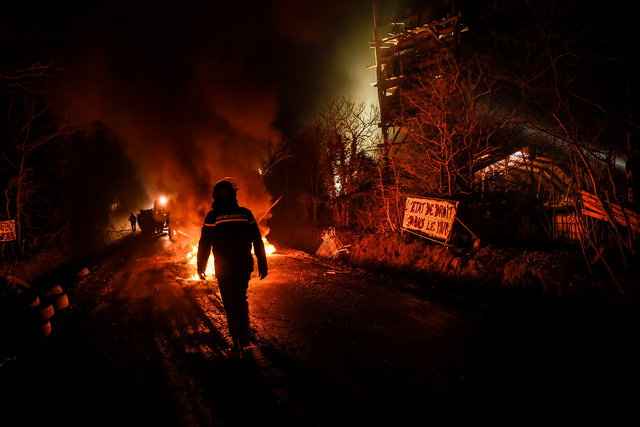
[1,0,397,232]
[1,0,387,127]
[1,0,638,235]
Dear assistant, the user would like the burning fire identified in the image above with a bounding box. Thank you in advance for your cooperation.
[263,238,276,255]
[187,237,276,280]
[187,245,214,280]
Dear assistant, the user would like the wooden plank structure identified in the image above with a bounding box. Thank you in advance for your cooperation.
[475,148,574,205]
[370,2,636,246]
[579,190,640,233]
[371,1,467,136]
[553,212,580,241]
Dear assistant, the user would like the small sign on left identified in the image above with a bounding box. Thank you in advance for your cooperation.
[0,219,16,242]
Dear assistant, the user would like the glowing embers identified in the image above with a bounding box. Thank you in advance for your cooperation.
[187,237,276,280]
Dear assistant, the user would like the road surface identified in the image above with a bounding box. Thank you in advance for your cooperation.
[1,233,638,426]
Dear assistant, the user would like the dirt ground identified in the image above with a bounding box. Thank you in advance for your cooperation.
[2,232,638,426]
[270,225,638,307]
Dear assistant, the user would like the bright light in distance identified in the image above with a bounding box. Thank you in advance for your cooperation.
[159,196,168,206]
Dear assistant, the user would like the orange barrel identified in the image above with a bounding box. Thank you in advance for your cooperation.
[26,294,53,337]
[26,294,53,320]
[43,285,69,311]
[40,302,54,320]
[26,294,40,310]
[40,320,52,337]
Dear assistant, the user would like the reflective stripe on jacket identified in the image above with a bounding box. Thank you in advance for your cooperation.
[197,204,267,277]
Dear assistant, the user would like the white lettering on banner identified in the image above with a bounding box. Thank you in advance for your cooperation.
[402,196,459,241]
[0,219,16,242]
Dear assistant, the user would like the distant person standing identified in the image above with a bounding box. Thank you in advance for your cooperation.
[197,179,268,357]
[128,212,137,232]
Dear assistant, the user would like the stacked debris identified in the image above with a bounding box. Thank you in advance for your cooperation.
[316,227,351,260]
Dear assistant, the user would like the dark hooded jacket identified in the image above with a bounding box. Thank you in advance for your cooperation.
[197,200,267,278]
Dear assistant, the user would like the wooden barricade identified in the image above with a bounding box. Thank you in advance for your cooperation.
[579,190,640,233]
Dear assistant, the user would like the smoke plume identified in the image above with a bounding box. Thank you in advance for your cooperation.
[56,14,282,236]
[44,0,382,237]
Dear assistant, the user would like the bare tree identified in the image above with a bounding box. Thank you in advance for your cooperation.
[1,62,77,257]
[520,52,636,300]
[263,127,330,227]
[317,97,379,196]
[259,140,293,179]
[486,0,639,301]
[389,54,513,199]
[296,127,328,225]
[316,97,380,228]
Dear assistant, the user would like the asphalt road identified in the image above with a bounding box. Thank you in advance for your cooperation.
[1,232,638,426]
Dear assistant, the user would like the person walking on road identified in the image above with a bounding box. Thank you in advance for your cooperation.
[129,212,137,232]
[197,179,268,357]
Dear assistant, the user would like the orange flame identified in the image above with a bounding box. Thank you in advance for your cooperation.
[188,237,275,280]
[263,237,276,255]
[187,245,214,280]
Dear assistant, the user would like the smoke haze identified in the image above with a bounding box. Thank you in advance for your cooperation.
[50,3,293,235]
[3,1,418,235]
[58,47,279,235]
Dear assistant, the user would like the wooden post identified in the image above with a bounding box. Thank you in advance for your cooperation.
[372,0,390,168]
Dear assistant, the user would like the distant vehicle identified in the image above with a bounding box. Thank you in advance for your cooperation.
[137,203,169,235]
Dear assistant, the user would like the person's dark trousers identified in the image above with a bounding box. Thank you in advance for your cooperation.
[216,273,251,346]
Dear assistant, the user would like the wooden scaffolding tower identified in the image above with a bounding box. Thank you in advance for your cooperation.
[371,1,467,155]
